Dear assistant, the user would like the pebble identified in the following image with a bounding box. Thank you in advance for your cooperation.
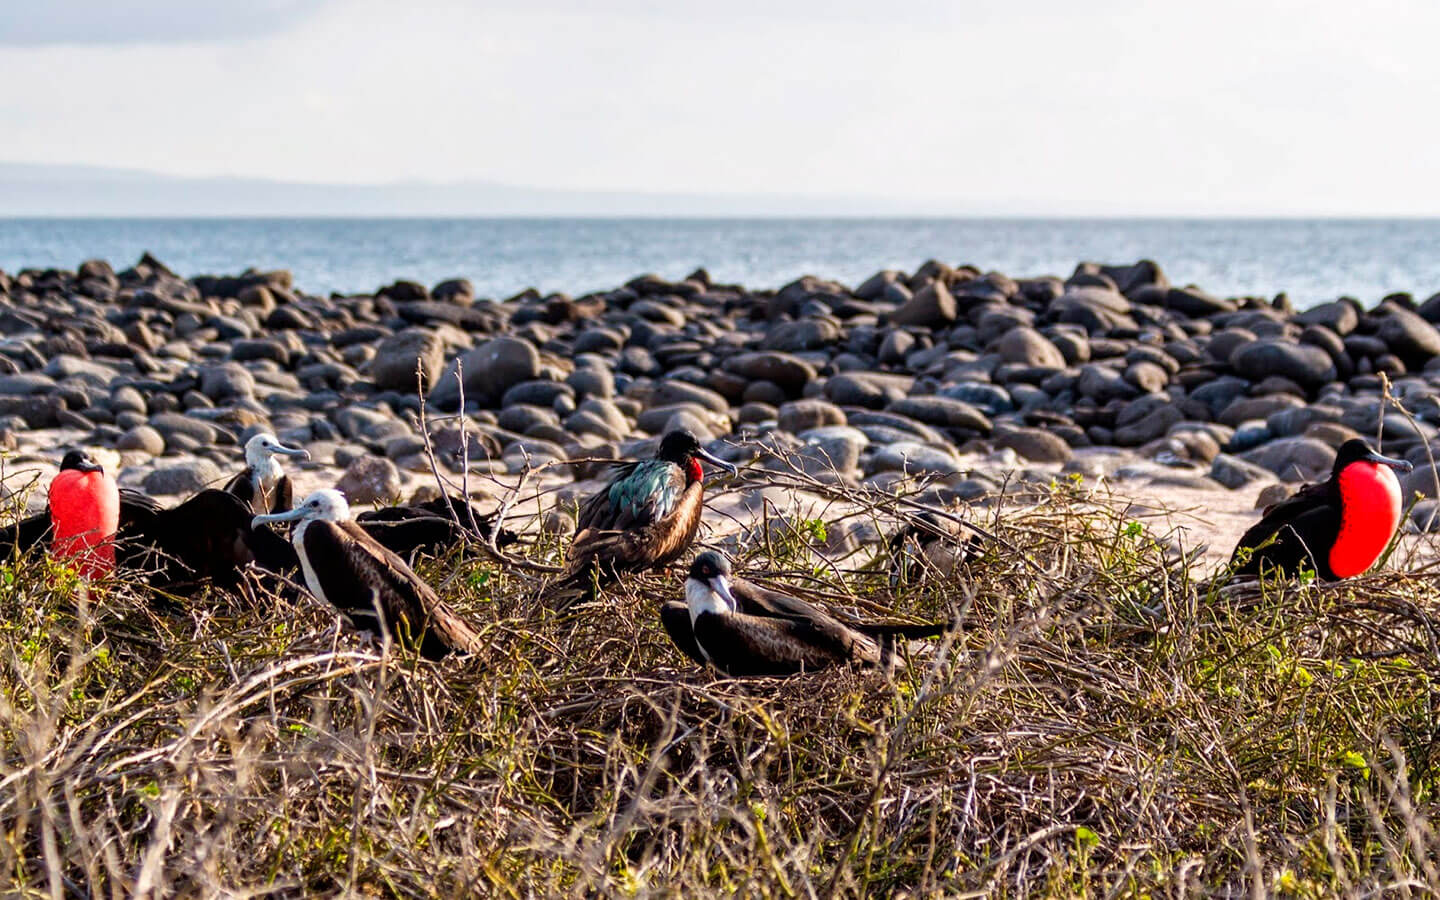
[888,280,956,328]
[992,327,1065,369]
[433,337,541,407]
[1240,437,1337,483]
[370,329,445,392]
[1209,454,1276,489]
[992,424,1072,462]
[143,458,224,495]
[870,441,963,476]
[116,425,165,455]
[335,456,402,505]
[777,399,845,433]
[885,396,992,433]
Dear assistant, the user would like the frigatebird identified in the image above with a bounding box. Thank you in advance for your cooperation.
[354,494,519,559]
[224,432,309,515]
[118,489,298,590]
[47,449,120,579]
[559,430,736,595]
[885,510,975,586]
[660,551,951,677]
[1229,438,1413,581]
[254,489,483,660]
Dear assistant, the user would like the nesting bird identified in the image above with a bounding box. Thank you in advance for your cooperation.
[254,490,482,660]
[885,510,975,586]
[560,430,736,593]
[660,551,952,677]
[46,450,120,579]
[355,493,519,559]
[225,432,309,515]
[119,489,298,590]
[1229,439,1412,581]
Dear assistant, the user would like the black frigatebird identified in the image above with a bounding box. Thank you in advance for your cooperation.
[559,430,736,595]
[254,489,483,660]
[354,493,519,559]
[224,432,309,515]
[885,510,975,586]
[1229,438,1413,581]
[119,489,298,590]
[660,551,952,677]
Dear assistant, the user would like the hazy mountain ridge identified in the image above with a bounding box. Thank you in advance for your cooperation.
[0,162,916,217]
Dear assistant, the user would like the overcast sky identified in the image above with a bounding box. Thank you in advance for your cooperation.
[3,0,1438,215]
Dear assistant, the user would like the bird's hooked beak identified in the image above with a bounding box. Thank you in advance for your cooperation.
[73,458,103,474]
[1365,449,1413,473]
[695,447,738,475]
[252,508,307,529]
[710,574,738,611]
[273,443,311,460]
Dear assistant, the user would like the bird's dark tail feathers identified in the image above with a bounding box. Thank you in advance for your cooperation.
[860,621,952,640]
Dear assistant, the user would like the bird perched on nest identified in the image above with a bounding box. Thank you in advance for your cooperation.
[46,449,120,580]
[660,551,952,677]
[224,432,309,515]
[255,489,483,659]
[354,493,519,560]
[552,429,736,602]
[1228,438,1412,582]
[885,510,977,586]
[118,489,298,591]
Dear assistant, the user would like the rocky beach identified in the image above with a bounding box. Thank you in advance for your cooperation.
[3,253,1439,570]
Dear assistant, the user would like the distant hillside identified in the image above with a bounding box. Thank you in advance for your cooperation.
[0,162,916,217]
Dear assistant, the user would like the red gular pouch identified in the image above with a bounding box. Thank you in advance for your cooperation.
[47,467,120,581]
[1329,461,1403,579]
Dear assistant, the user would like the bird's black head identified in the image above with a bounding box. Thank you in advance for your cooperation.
[656,430,738,477]
[657,430,703,463]
[688,550,733,583]
[1332,439,1412,477]
[59,450,103,474]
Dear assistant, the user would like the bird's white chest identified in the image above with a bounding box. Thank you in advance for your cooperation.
[686,579,733,662]
[292,519,325,601]
[252,459,283,492]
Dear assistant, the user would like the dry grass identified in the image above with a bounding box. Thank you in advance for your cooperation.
[2,464,1440,898]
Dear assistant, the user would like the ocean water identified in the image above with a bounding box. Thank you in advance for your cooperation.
[1,218,1437,310]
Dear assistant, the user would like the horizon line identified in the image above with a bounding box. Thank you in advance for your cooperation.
[5,213,1440,222]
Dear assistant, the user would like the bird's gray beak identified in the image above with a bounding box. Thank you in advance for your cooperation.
[696,447,738,475]
[252,508,306,528]
[275,444,311,460]
[711,574,738,611]
[1366,450,1414,473]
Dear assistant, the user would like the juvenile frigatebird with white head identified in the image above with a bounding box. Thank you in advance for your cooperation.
[226,432,309,515]
[660,551,952,677]
[254,489,482,659]
[1229,438,1413,581]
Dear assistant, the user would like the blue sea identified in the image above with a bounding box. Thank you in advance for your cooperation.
[1,218,1437,309]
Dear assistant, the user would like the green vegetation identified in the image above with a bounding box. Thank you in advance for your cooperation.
[1,485,1437,896]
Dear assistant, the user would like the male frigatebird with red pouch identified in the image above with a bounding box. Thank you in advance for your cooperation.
[1230,438,1412,581]
[47,449,120,579]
